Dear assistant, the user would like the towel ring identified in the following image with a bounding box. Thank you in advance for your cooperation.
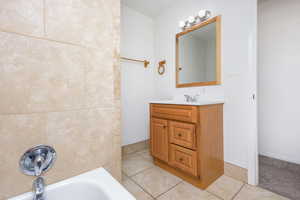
[158,60,166,75]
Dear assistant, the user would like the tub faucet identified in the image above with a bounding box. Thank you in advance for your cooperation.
[33,177,45,200]
[34,155,45,176]
[19,145,56,200]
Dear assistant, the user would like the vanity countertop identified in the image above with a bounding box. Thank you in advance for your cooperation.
[149,99,224,106]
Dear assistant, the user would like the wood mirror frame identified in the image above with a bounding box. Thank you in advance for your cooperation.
[176,16,221,88]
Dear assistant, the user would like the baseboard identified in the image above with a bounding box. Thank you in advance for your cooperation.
[122,140,149,155]
[259,154,300,174]
[224,162,248,183]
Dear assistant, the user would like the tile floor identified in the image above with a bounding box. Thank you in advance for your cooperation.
[122,148,290,200]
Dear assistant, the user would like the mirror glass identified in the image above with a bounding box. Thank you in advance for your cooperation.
[176,17,220,87]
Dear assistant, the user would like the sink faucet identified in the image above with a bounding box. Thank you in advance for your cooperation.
[33,177,45,200]
[184,95,192,102]
[184,94,199,103]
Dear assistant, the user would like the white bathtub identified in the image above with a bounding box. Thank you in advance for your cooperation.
[9,168,135,200]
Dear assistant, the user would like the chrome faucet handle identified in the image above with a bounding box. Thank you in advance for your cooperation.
[184,95,191,102]
[20,145,56,177]
[33,177,45,200]
[34,155,45,176]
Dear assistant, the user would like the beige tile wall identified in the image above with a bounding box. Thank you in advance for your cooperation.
[0,0,121,199]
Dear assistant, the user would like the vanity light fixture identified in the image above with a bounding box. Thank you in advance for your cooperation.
[178,9,212,30]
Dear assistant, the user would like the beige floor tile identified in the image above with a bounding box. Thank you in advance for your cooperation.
[122,173,129,181]
[131,167,182,198]
[122,178,154,200]
[234,185,290,200]
[122,154,154,176]
[157,182,220,200]
[123,141,149,155]
[224,162,248,183]
[137,149,153,162]
[207,175,244,200]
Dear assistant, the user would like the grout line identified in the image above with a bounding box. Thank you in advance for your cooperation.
[154,181,183,199]
[123,156,248,200]
[0,28,85,48]
[0,106,115,116]
[121,170,130,178]
[205,185,228,200]
[83,44,88,109]
[126,164,155,178]
[0,29,112,52]
[122,154,184,199]
[122,150,145,159]
[123,156,195,199]
[122,172,130,180]
[43,0,46,36]
[224,174,247,184]
[122,148,149,159]
[231,183,245,200]
[127,175,156,199]
[205,190,225,200]
[122,148,149,157]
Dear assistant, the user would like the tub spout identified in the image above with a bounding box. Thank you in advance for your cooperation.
[33,177,45,200]
[34,155,45,176]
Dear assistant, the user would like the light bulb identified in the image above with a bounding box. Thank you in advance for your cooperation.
[188,16,195,24]
[178,21,186,28]
[198,10,207,18]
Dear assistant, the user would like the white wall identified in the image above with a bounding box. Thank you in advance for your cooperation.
[121,5,155,145]
[153,0,257,168]
[258,0,300,164]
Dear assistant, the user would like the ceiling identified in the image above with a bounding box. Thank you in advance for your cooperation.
[122,0,174,18]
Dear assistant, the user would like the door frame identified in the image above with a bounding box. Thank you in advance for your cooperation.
[247,1,259,185]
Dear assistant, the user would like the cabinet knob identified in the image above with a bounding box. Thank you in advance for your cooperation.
[163,125,167,129]
[178,133,182,137]
[179,158,183,162]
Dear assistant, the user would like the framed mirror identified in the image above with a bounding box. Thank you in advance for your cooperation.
[176,16,221,88]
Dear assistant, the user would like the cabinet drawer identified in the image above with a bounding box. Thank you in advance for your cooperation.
[169,144,198,177]
[151,104,197,123]
[169,121,196,149]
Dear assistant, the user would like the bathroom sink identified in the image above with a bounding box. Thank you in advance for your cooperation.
[9,168,135,200]
[149,99,224,106]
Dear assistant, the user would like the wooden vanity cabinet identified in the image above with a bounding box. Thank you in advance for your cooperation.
[150,103,224,189]
[151,118,169,163]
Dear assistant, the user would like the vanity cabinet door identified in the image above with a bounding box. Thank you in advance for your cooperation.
[169,144,198,177]
[151,118,169,163]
